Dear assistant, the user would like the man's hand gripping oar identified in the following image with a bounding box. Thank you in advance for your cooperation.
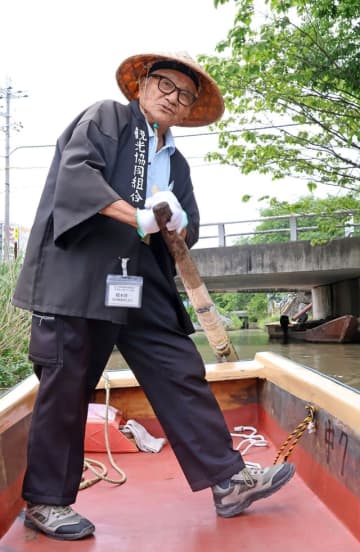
[152,201,238,363]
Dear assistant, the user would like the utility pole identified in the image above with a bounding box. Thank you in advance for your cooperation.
[0,84,28,261]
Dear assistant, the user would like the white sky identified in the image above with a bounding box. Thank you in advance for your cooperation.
[0,0,330,231]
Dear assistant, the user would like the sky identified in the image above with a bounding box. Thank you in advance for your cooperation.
[0,0,330,232]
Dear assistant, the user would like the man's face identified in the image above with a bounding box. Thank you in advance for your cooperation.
[139,68,198,129]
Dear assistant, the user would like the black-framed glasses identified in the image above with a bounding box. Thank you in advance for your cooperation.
[149,74,198,107]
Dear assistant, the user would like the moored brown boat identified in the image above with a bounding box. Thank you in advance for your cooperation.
[266,314,359,343]
[304,314,359,342]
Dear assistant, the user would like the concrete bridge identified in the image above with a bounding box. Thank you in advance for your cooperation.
[178,237,360,319]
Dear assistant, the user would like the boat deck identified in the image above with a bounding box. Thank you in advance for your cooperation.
[1,413,358,552]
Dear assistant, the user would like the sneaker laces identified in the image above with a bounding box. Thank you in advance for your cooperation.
[245,465,265,476]
[232,467,257,488]
[52,506,74,518]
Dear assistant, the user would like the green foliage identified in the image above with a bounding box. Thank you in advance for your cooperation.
[234,194,360,244]
[0,260,32,388]
[181,291,254,319]
[202,0,360,196]
[0,353,32,389]
[210,291,253,311]
[181,290,268,328]
[247,293,268,322]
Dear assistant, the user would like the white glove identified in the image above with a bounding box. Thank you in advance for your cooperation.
[136,208,160,238]
[145,190,188,233]
[166,205,188,233]
[145,190,181,211]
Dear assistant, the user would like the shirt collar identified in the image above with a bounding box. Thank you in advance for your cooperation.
[146,121,176,156]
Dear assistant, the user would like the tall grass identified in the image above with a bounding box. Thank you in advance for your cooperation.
[0,260,32,388]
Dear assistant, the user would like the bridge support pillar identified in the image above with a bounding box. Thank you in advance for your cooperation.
[312,278,360,319]
[311,285,332,320]
[331,278,360,317]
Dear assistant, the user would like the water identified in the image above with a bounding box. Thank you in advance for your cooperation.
[192,329,360,391]
[107,328,360,392]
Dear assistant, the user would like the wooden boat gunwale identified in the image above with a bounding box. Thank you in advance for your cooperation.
[2,351,359,436]
[96,352,360,435]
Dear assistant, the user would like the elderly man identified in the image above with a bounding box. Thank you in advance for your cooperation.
[13,51,295,541]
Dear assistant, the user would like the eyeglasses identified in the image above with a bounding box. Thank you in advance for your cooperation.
[149,74,198,107]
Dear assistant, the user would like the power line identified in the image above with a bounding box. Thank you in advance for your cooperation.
[174,122,301,139]
[0,165,51,171]
[0,121,302,230]
[0,121,302,172]
[9,143,55,156]
[1,122,302,158]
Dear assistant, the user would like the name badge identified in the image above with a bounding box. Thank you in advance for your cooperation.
[105,275,143,308]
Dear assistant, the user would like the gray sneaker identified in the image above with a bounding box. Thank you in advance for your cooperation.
[24,503,95,540]
[213,462,295,517]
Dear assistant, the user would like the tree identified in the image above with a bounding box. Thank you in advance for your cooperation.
[235,194,360,244]
[247,293,268,322]
[181,290,262,327]
[210,291,253,311]
[201,0,360,198]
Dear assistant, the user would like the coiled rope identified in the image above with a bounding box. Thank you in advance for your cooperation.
[80,372,127,490]
[273,404,316,464]
[231,405,316,466]
[231,425,269,455]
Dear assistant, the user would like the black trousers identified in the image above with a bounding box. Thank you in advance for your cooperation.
[23,246,245,505]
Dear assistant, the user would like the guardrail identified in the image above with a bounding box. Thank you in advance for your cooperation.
[197,210,360,248]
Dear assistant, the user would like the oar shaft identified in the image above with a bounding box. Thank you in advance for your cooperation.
[153,202,238,362]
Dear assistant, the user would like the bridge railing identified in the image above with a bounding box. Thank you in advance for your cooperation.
[197,210,360,248]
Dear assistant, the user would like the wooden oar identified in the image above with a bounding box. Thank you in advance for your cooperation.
[153,202,238,362]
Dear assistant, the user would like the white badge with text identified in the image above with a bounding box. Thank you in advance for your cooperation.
[105,274,143,308]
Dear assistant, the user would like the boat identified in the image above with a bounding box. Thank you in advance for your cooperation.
[1,351,360,550]
[266,314,359,343]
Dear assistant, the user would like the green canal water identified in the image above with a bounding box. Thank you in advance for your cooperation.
[193,329,360,392]
[107,328,360,392]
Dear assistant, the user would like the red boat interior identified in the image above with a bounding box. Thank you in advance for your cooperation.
[1,407,359,552]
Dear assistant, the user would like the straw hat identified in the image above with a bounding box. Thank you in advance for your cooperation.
[115,51,224,127]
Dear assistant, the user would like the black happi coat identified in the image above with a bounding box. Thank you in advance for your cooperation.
[13,100,199,327]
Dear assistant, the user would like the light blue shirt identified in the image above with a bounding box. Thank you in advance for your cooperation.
[146,122,176,198]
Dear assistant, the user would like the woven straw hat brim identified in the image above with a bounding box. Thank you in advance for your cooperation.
[115,52,224,127]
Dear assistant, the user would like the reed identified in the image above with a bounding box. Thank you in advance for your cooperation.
[0,260,32,388]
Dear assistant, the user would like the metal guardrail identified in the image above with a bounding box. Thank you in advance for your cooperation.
[197,210,360,248]
[1,212,359,258]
